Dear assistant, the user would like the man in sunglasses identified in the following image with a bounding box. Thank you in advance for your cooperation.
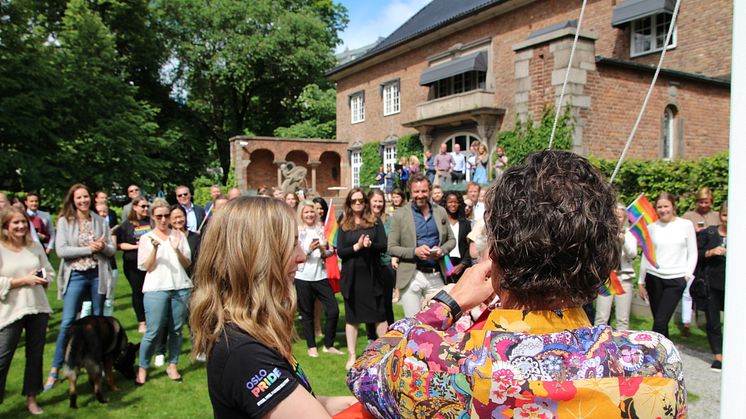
[122,184,142,220]
[175,185,205,233]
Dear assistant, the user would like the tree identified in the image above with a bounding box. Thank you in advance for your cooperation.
[154,0,348,182]
[273,83,336,138]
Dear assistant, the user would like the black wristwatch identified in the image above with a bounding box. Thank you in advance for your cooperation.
[432,290,462,320]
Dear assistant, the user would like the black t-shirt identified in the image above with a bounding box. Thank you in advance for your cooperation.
[116,218,152,263]
[208,324,314,419]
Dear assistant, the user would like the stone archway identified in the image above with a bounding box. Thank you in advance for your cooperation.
[318,151,341,194]
[247,149,275,190]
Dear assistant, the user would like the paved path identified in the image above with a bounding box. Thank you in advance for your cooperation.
[679,345,720,418]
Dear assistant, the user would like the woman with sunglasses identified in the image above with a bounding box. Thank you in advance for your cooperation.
[117,195,152,333]
[337,189,388,370]
[47,183,115,390]
[136,199,192,385]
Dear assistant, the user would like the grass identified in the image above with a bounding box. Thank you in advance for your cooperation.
[0,252,713,417]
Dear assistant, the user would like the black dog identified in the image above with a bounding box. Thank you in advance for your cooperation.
[62,316,139,408]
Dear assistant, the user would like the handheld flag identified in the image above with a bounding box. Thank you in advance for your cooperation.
[627,194,658,225]
[444,254,455,276]
[629,218,658,268]
[599,271,626,296]
[324,203,339,248]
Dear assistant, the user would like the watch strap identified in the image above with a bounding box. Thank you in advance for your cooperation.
[432,290,462,320]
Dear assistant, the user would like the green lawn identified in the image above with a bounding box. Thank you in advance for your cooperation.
[0,253,713,417]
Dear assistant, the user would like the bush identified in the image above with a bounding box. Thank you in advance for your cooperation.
[359,142,381,188]
[591,153,729,213]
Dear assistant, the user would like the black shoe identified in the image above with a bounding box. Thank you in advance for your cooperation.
[710,360,722,371]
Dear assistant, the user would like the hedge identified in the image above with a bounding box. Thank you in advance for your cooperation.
[592,152,729,213]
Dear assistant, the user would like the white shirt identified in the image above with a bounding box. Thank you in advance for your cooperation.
[451,152,466,172]
[182,203,197,232]
[448,221,461,259]
[137,230,192,292]
[619,229,638,278]
[639,217,698,283]
[472,202,485,224]
[296,225,327,281]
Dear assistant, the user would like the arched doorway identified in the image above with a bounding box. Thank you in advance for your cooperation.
[318,151,341,194]
[247,149,276,190]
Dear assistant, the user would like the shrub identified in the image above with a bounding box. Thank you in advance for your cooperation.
[496,107,573,169]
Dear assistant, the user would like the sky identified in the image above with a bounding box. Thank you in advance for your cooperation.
[336,0,431,52]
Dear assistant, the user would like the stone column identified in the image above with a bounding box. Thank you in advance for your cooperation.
[274,160,286,188]
[514,49,533,125]
[308,160,321,193]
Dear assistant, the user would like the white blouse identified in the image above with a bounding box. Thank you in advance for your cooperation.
[137,230,192,292]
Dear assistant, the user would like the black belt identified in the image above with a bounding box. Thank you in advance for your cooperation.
[417,266,438,274]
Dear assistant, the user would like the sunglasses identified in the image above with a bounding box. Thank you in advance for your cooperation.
[176,193,189,198]
[128,188,140,193]
[154,214,169,220]
[350,198,365,205]
[138,204,150,209]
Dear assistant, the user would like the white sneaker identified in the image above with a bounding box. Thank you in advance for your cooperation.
[195,353,207,362]
[154,354,165,367]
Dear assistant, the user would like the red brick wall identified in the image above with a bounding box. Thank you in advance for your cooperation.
[584,65,730,159]
[246,149,277,190]
[334,0,731,158]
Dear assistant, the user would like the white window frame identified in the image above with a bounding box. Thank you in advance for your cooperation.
[662,107,675,160]
[383,81,400,116]
[350,92,365,124]
[630,13,677,57]
[350,150,362,187]
[383,144,397,172]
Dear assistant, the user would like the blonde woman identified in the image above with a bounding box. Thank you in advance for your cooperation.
[190,197,355,417]
[0,207,53,414]
[472,144,489,184]
[295,200,343,358]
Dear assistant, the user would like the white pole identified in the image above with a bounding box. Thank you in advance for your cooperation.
[720,1,745,416]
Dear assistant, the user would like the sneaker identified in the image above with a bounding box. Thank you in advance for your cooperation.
[195,353,207,362]
[154,354,165,367]
[710,360,722,371]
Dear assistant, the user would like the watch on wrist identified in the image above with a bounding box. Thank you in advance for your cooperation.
[432,290,462,320]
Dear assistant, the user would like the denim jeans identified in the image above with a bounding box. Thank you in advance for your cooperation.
[51,269,104,369]
[139,289,191,369]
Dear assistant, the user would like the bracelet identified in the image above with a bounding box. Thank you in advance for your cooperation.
[431,290,462,320]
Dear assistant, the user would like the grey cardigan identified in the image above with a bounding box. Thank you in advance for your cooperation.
[55,213,116,300]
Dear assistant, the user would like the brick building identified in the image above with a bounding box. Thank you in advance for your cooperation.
[327,0,732,187]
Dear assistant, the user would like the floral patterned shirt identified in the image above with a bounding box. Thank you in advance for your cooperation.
[347,302,686,418]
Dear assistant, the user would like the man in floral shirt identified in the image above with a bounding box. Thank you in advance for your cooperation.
[348,151,686,418]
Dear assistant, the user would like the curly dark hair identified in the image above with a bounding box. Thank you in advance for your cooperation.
[485,150,620,309]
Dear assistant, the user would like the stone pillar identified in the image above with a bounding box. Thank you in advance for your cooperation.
[514,49,533,125]
[274,160,286,188]
[417,126,434,151]
[308,160,320,193]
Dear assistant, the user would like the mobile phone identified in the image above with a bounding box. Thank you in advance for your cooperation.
[311,238,320,243]
[429,249,437,256]
[35,268,46,279]
[697,221,705,227]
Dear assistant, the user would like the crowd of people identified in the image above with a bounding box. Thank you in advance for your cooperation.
[0,147,728,416]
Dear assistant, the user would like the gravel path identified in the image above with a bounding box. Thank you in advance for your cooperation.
[679,344,720,418]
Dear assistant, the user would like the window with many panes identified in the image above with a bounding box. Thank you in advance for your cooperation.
[382,82,400,116]
[430,71,487,99]
[383,144,397,172]
[351,150,362,187]
[350,92,365,124]
[631,13,676,57]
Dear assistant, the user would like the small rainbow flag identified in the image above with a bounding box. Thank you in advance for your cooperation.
[599,271,626,296]
[629,218,658,268]
[444,254,455,276]
[627,194,658,225]
[324,203,339,247]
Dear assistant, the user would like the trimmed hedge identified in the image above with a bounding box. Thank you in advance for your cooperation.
[592,153,729,213]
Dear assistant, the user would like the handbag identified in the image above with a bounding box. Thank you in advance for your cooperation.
[689,271,709,301]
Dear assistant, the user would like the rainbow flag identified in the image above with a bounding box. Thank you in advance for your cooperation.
[324,203,339,247]
[444,254,455,276]
[599,271,625,296]
[627,194,658,225]
[629,218,658,268]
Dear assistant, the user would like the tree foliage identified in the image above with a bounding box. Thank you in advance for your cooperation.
[497,107,574,167]
[273,83,336,139]
[153,0,348,181]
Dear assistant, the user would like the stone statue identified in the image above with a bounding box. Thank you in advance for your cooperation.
[280,162,308,192]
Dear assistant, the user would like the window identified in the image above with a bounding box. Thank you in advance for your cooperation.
[661,107,675,160]
[383,144,397,172]
[350,92,365,124]
[351,150,362,187]
[382,82,400,116]
[631,13,676,57]
[430,71,487,99]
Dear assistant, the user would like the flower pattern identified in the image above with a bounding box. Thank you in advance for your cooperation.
[347,302,686,418]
